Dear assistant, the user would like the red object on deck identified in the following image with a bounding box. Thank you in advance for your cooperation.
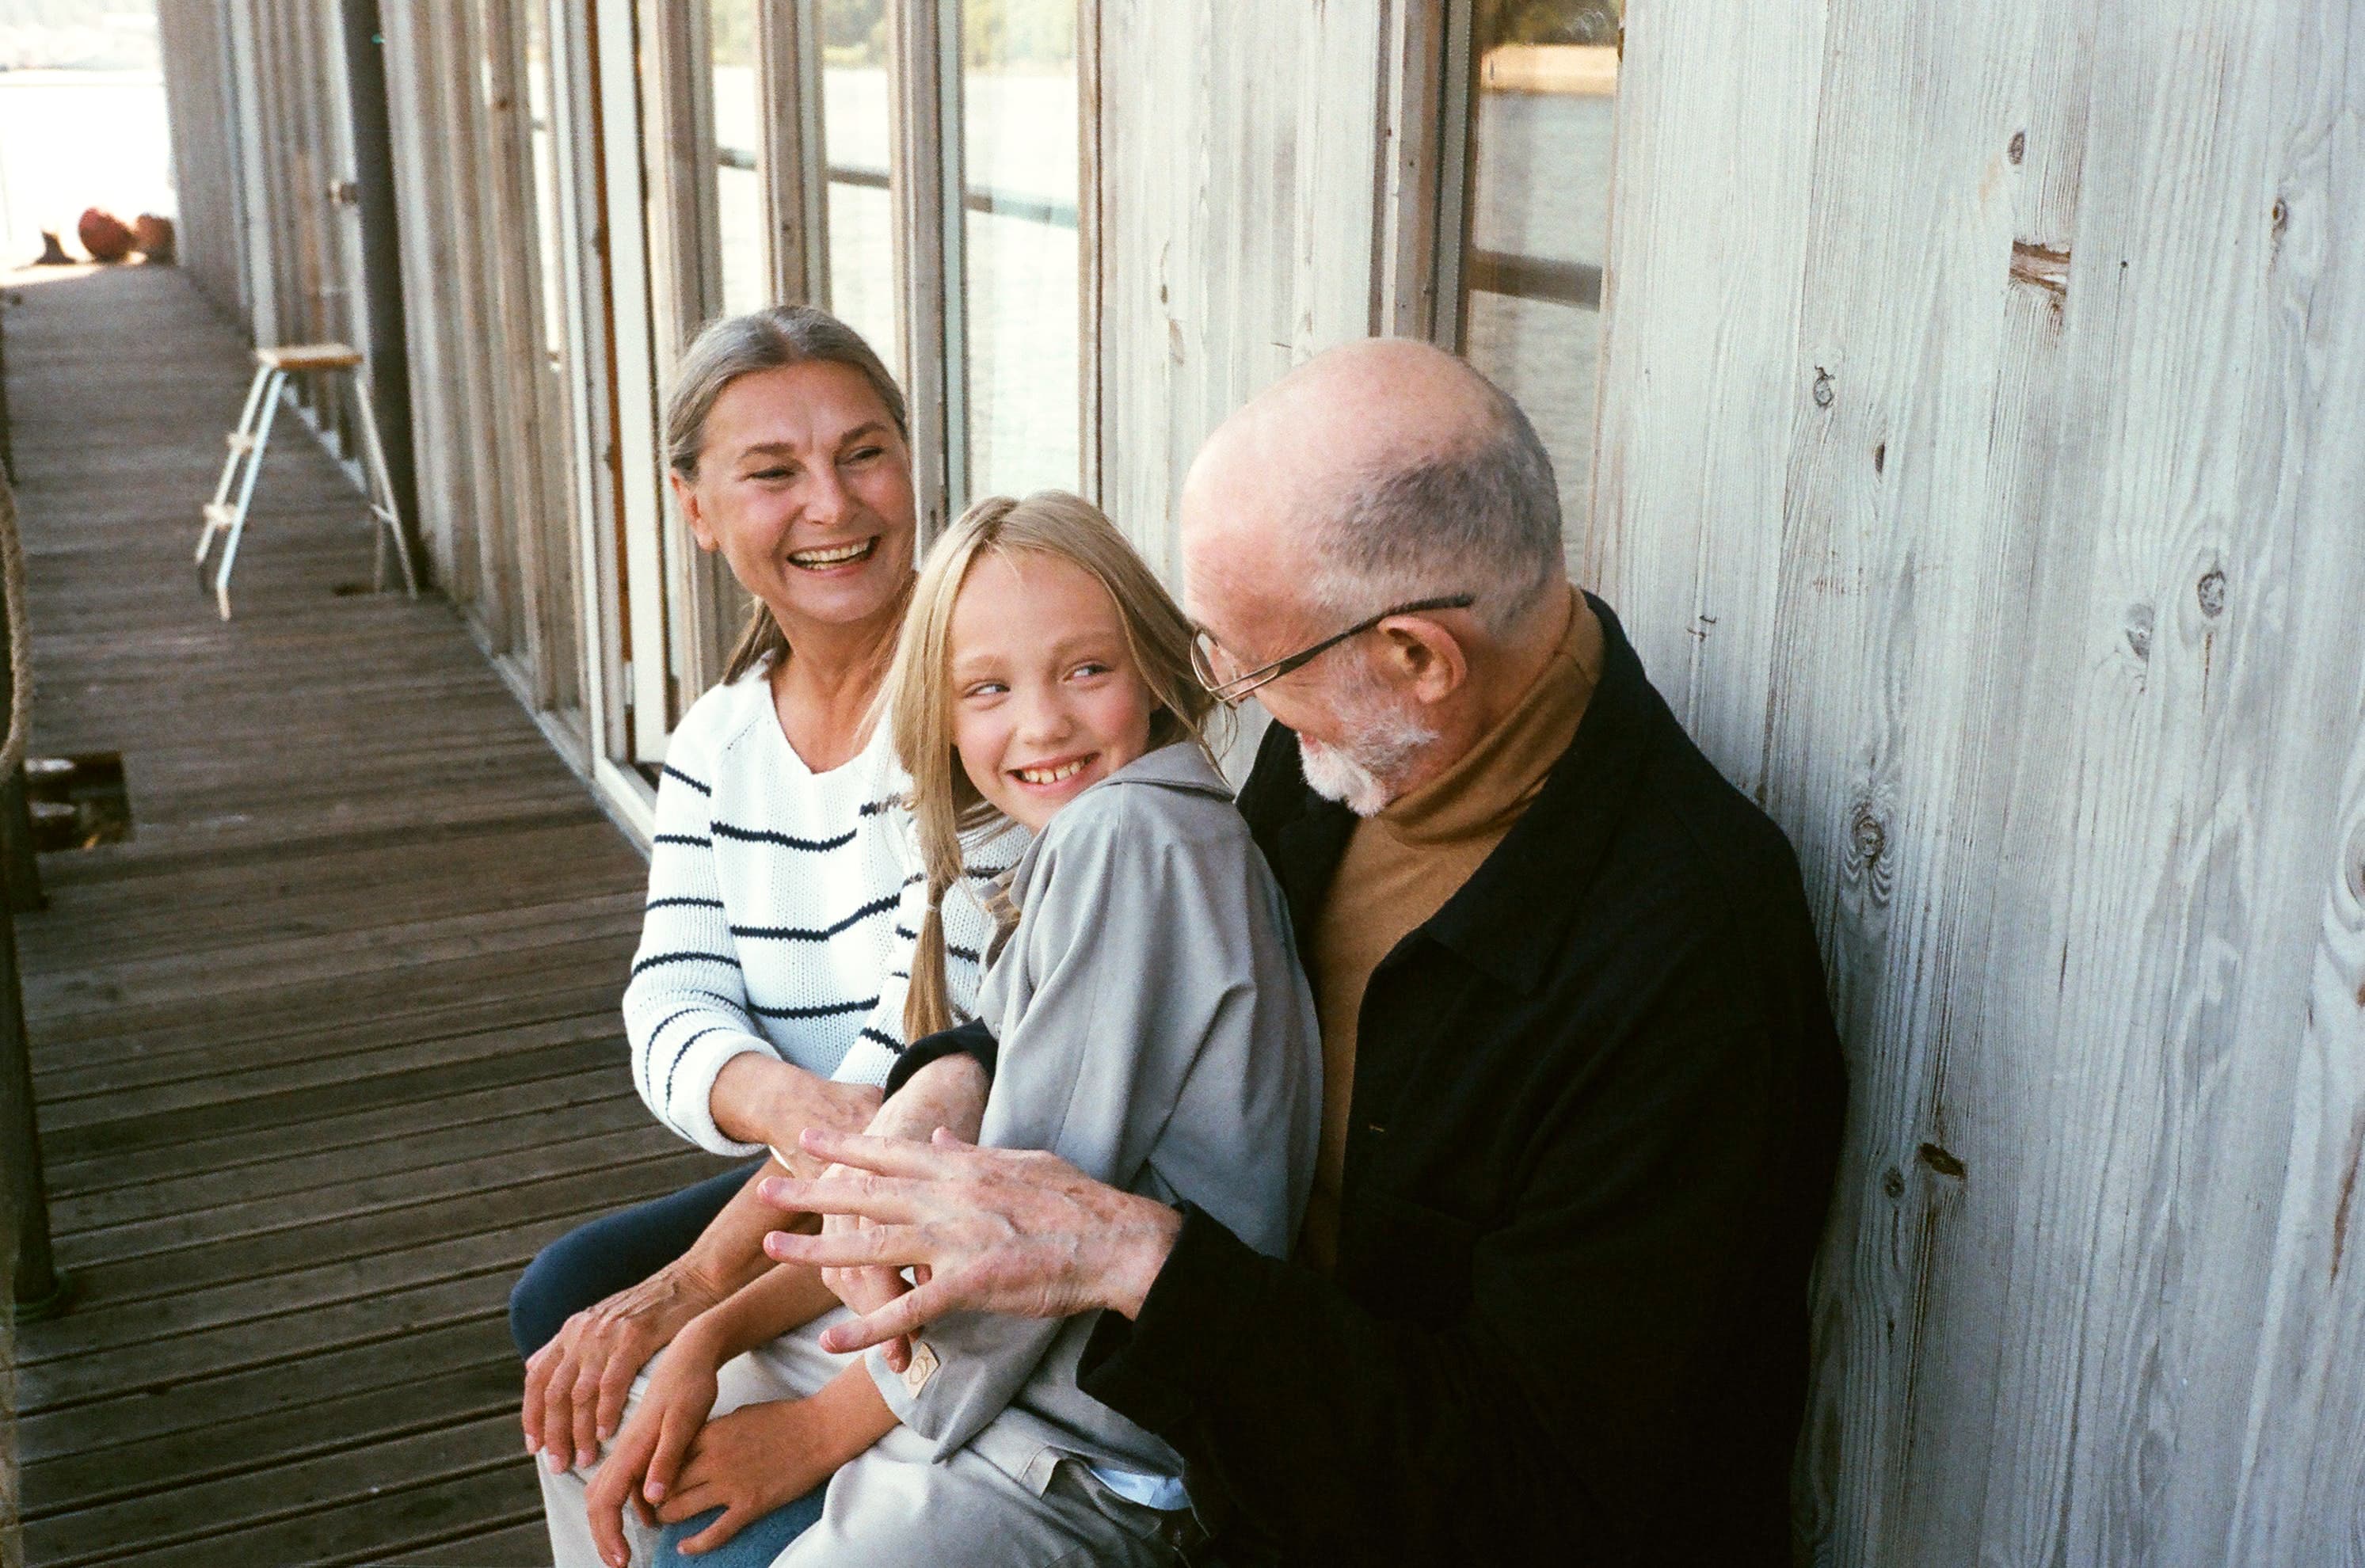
[133,214,177,262]
[77,208,135,263]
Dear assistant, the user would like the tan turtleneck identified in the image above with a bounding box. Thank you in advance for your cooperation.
[1297,589,1602,1270]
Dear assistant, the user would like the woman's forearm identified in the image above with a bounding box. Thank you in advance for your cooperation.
[710,1054,882,1169]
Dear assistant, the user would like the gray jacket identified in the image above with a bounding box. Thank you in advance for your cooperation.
[867,741,1323,1495]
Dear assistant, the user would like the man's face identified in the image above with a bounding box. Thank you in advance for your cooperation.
[1182,512,1437,817]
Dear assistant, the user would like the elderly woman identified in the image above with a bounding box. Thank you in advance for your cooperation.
[512,306,1009,1562]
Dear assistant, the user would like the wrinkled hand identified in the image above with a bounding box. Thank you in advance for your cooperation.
[582,1338,722,1568]
[758,1127,1184,1355]
[653,1398,840,1556]
[814,1055,987,1369]
[522,1265,725,1473]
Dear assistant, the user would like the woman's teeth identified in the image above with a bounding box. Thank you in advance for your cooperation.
[1016,759,1088,786]
[787,539,876,569]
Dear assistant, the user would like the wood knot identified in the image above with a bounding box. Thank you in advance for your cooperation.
[2196,568,2227,618]
[1812,367,1834,408]
[1916,1143,1967,1180]
[2010,239,2071,310]
[1872,442,1887,474]
[2272,197,2289,242]
[1882,1167,1906,1200]
[2345,824,2365,902]
[2008,131,2026,165]
[2125,603,2154,662]
[1845,801,1895,905]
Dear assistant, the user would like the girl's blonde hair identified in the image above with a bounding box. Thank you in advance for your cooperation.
[886,491,1223,1040]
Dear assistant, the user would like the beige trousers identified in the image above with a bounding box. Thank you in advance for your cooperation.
[541,1308,1182,1568]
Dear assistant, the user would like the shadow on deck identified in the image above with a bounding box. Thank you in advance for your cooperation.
[6,265,725,1565]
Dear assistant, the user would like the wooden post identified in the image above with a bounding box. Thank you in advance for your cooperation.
[0,905,59,1323]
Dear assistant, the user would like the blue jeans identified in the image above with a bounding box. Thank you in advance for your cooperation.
[652,1488,827,1566]
[512,1166,824,1562]
[509,1162,764,1357]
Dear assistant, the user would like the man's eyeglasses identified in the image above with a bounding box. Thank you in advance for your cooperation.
[1189,595,1476,704]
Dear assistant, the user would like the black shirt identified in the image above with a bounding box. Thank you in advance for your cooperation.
[1072,596,1847,1566]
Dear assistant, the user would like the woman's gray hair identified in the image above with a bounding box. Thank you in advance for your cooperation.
[1310,376,1563,637]
[663,305,906,481]
[662,306,908,682]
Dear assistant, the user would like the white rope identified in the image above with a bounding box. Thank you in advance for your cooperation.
[0,470,29,779]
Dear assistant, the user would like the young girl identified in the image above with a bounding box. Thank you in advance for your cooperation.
[558,493,1320,1568]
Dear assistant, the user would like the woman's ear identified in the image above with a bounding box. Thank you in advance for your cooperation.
[669,469,719,554]
[1377,615,1468,707]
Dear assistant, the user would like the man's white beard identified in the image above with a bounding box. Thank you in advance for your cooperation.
[1297,673,1438,816]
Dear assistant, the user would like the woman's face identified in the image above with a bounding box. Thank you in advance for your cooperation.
[672,360,918,637]
[948,551,1156,831]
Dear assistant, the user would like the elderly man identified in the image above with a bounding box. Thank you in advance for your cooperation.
[766,339,1847,1565]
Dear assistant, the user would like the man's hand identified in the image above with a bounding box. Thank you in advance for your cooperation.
[817,1054,992,1371]
[522,1265,725,1473]
[756,1126,1184,1355]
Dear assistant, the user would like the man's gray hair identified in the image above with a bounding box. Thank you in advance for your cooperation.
[1309,379,1563,636]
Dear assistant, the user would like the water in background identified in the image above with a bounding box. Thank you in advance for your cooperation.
[0,67,173,266]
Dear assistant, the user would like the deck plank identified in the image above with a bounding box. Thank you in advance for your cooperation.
[4,262,718,1556]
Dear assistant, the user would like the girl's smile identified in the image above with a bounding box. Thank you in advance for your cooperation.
[948,552,1156,832]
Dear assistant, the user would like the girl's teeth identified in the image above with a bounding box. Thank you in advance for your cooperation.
[1019,759,1086,785]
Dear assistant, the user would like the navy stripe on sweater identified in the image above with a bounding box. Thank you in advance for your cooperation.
[729,893,899,942]
[630,950,741,978]
[746,995,879,1021]
[711,821,858,852]
[661,764,712,795]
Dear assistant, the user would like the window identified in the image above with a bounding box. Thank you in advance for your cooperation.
[956,0,1080,499]
[1456,0,1620,547]
[819,0,901,373]
[708,0,766,317]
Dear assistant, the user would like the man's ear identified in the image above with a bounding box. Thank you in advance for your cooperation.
[1376,616,1468,707]
[670,469,720,554]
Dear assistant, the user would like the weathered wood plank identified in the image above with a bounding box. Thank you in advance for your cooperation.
[2,257,661,1558]
[1596,0,2365,1560]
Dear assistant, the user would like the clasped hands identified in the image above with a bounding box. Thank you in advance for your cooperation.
[757,1123,1186,1354]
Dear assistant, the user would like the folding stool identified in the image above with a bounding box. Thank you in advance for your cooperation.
[195,342,417,620]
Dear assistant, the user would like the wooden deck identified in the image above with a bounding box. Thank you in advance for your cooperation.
[6,264,727,1565]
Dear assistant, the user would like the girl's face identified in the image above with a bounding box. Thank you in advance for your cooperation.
[672,360,918,636]
[948,550,1156,831]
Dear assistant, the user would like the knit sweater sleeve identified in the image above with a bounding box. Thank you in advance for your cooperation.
[620,698,775,1157]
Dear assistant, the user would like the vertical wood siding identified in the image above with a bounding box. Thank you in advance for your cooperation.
[1091,0,1390,575]
[1596,1,2365,1559]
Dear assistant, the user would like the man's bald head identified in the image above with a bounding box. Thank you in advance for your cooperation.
[1182,338,1563,638]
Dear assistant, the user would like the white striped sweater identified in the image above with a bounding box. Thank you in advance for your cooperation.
[623,666,1019,1156]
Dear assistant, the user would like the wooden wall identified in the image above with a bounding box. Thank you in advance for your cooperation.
[1595,0,2365,1559]
[155,0,248,326]
[1091,0,1395,580]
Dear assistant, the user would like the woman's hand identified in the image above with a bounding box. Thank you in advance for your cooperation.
[582,1332,725,1568]
[524,1263,728,1472]
[710,1055,881,1175]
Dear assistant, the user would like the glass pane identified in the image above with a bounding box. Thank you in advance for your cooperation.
[820,0,901,375]
[958,0,1079,499]
[709,0,764,317]
[1461,0,1620,551]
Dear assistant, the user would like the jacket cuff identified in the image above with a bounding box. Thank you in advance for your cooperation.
[1078,1204,1262,1436]
[882,1018,998,1099]
[667,1033,775,1157]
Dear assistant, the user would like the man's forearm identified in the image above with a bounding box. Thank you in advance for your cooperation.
[868,1052,991,1144]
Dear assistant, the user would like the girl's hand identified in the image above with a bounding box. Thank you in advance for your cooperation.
[654,1398,840,1555]
[582,1335,723,1568]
